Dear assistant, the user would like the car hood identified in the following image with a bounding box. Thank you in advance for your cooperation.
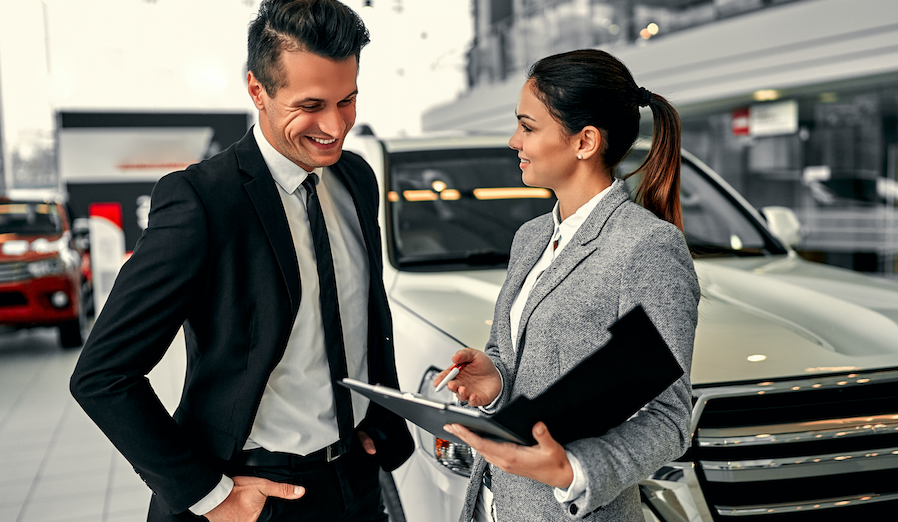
[0,232,67,261]
[390,269,506,349]
[389,255,898,387]
[692,254,898,385]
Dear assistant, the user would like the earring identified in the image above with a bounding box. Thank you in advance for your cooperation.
[577,154,583,160]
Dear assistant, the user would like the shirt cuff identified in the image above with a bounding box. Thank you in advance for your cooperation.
[478,371,504,413]
[554,451,586,503]
[189,475,234,516]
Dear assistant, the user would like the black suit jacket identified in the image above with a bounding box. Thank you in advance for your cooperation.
[70,130,412,515]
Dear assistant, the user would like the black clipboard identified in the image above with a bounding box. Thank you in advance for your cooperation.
[343,305,684,446]
[339,379,528,445]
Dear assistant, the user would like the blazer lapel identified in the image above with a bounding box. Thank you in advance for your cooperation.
[514,180,631,355]
[502,217,553,361]
[329,159,380,274]
[328,156,390,380]
[236,132,301,318]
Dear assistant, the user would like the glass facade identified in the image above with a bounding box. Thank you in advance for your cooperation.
[679,79,898,275]
[458,0,898,277]
[467,0,804,88]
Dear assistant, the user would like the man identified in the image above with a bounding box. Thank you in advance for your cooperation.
[70,1,413,521]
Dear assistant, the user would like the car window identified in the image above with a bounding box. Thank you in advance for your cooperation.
[0,202,63,236]
[619,152,787,257]
[386,147,556,270]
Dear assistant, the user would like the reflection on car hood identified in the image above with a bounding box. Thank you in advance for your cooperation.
[390,255,898,387]
[693,255,898,385]
[0,233,68,260]
[390,270,506,350]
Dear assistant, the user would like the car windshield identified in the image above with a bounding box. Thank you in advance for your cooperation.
[620,151,787,257]
[0,202,64,236]
[387,147,556,270]
[386,146,785,270]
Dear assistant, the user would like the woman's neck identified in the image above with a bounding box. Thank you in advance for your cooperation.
[554,168,613,222]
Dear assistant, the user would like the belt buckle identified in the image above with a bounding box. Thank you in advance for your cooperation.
[326,443,342,462]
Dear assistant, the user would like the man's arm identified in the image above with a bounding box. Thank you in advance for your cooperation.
[70,172,222,513]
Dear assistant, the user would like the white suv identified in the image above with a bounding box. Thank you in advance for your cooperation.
[344,132,898,522]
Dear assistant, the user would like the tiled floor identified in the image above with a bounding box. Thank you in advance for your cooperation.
[0,326,186,522]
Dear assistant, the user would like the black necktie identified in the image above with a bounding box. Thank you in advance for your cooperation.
[302,174,354,450]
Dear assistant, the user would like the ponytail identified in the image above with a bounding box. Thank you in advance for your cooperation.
[630,92,683,232]
[527,50,684,232]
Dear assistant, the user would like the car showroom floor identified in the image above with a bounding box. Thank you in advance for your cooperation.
[0,325,185,522]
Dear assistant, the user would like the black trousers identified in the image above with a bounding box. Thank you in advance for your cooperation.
[148,437,386,522]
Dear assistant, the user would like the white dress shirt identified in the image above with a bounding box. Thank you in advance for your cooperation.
[476,182,615,521]
[191,125,371,515]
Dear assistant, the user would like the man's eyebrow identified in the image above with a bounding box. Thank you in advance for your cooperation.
[291,90,358,105]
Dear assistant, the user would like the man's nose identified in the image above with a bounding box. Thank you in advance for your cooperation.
[317,107,346,137]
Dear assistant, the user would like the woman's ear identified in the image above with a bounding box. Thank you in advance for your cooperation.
[576,126,602,161]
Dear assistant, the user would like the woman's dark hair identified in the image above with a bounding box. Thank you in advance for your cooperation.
[247,0,370,98]
[528,49,683,231]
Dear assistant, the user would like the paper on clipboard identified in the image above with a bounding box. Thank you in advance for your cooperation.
[338,379,528,445]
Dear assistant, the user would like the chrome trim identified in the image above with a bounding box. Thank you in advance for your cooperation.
[641,464,715,522]
[698,413,898,447]
[690,369,898,438]
[716,492,898,517]
[702,447,898,482]
[0,261,31,283]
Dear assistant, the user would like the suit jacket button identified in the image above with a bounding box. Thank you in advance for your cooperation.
[569,503,579,515]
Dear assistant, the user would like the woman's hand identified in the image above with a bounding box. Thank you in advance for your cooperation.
[433,348,502,407]
[443,421,573,489]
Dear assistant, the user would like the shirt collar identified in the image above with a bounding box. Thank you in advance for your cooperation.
[551,178,618,249]
[252,124,321,194]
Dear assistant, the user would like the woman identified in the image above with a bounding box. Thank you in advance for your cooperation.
[437,49,700,522]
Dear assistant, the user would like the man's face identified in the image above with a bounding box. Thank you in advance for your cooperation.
[249,50,358,171]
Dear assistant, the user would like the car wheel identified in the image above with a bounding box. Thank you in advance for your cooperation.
[59,302,88,349]
[81,279,95,319]
[379,469,406,522]
[59,319,83,348]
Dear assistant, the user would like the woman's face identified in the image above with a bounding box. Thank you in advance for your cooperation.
[508,81,578,191]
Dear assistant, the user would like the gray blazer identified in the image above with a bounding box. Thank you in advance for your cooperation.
[460,179,700,521]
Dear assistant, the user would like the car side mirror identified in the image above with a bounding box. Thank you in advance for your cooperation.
[761,206,802,247]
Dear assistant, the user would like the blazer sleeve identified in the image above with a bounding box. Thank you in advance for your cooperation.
[69,172,223,513]
[563,222,699,517]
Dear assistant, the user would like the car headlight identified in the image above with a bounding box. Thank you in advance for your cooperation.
[417,367,477,477]
[27,256,65,277]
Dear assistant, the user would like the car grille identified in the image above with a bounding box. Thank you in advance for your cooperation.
[693,370,898,520]
[0,291,28,307]
[0,261,31,283]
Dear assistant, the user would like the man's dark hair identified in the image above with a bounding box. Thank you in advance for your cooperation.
[248,0,370,97]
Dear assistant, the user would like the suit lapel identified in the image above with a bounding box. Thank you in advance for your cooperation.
[329,158,380,274]
[329,156,390,381]
[501,217,552,363]
[514,180,631,359]
[236,132,301,318]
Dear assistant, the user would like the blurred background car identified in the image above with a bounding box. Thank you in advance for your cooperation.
[0,193,87,348]
[344,131,898,522]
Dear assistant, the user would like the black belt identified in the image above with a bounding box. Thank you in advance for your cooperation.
[238,440,349,468]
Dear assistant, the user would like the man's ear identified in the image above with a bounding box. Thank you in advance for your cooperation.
[247,71,266,111]
[576,126,602,161]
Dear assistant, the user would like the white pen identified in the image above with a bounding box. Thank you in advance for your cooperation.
[435,362,469,392]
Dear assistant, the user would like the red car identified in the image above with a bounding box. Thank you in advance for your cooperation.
[0,196,86,348]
